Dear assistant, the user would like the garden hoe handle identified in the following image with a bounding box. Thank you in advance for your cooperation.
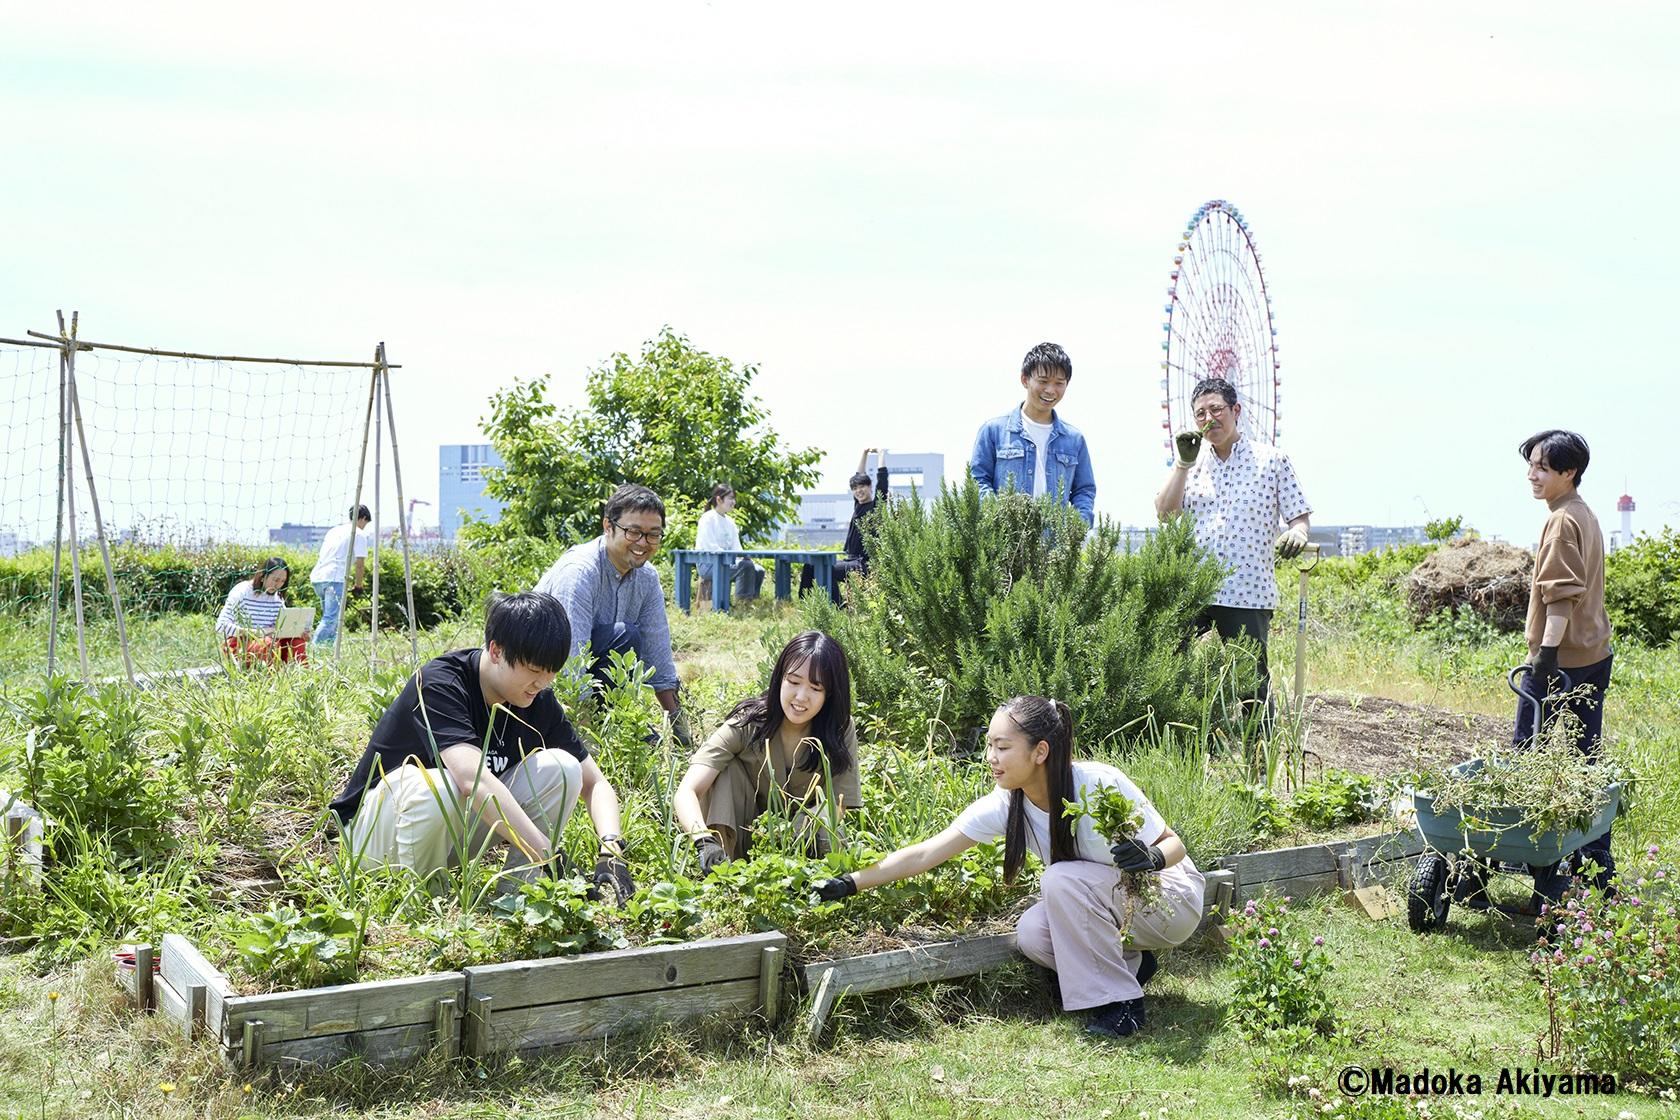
[1507,664,1574,743]
[1292,543,1322,720]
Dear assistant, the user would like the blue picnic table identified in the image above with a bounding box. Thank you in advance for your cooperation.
[671,549,837,613]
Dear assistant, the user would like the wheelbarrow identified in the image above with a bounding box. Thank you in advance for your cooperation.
[1405,665,1622,933]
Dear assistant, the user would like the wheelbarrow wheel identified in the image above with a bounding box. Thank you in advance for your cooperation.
[1408,853,1452,932]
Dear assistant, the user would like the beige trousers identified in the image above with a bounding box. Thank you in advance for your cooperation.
[1015,858,1206,1010]
[342,751,583,877]
[701,756,841,859]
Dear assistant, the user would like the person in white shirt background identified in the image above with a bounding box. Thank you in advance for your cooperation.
[310,504,372,645]
[694,484,764,608]
[1154,376,1311,713]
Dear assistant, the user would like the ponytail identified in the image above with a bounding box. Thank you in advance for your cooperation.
[998,695,1079,882]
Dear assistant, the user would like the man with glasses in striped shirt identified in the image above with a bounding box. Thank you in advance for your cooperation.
[536,483,692,747]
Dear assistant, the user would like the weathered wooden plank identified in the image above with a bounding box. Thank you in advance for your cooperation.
[160,935,232,1036]
[1218,829,1424,889]
[482,978,760,1055]
[800,933,1019,999]
[153,973,190,1035]
[1232,870,1341,905]
[1219,842,1339,884]
[224,973,465,1044]
[464,932,784,1012]
[248,1022,440,1069]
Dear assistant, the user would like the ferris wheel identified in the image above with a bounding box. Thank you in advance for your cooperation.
[1160,199,1281,463]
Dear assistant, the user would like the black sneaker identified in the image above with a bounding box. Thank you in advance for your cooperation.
[1136,950,1159,987]
[1085,998,1147,1039]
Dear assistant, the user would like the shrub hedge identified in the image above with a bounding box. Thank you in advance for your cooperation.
[0,536,562,629]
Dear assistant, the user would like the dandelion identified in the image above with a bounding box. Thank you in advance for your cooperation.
[47,991,60,1002]
[159,1082,176,1097]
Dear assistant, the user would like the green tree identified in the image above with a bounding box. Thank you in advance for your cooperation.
[1423,515,1464,542]
[469,328,822,548]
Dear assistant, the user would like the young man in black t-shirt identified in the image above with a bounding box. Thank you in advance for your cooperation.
[331,591,633,901]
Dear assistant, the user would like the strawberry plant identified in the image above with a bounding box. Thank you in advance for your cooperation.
[234,902,366,989]
[491,877,626,958]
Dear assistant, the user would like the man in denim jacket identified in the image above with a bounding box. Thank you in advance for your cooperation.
[968,342,1096,526]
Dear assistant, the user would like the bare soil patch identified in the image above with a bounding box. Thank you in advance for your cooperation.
[1300,692,1508,781]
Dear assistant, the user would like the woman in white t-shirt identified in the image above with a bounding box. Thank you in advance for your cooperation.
[815,694,1205,1039]
[215,556,305,665]
[694,484,763,607]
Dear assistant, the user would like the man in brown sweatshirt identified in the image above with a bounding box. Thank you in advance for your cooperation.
[1519,429,1614,893]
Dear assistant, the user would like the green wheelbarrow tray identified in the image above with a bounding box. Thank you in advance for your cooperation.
[1413,757,1622,867]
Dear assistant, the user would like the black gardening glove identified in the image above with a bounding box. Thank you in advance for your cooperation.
[693,834,729,876]
[815,874,858,903]
[592,853,635,906]
[1110,838,1167,874]
[1528,645,1561,697]
[1173,429,1203,469]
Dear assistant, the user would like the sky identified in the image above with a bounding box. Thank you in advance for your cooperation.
[1,1,1673,549]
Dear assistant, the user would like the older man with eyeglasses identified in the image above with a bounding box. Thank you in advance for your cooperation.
[1155,376,1312,712]
[535,483,692,746]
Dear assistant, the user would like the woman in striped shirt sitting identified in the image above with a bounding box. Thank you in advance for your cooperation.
[216,556,305,665]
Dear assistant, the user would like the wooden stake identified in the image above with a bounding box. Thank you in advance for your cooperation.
[378,345,420,666]
[431,996,457,1060]
[805,969,839,1046]
[135,943,155,1012]
[464,995,491,1061]
[370,357,383,674]
[46,321,67,680]
[62,317,90,681]
[757,945,783,1021]
[334,371,379,662]
[241,1018,265,1068]
[22,330,397,368]
[69,376,135,685]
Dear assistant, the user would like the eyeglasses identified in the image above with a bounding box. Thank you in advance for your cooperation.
[1193,403,1230,421]
[610,520,664,545]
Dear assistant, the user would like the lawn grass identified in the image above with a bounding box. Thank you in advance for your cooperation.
[1,585,1676,1119]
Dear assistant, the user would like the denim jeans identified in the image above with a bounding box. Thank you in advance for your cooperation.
[312,580,345,645]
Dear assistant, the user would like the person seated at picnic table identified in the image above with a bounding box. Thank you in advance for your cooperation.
[674,630,863,873]
[800,447,890,604]
[811,694,1205,1040]
[694,483,765,608]
[329,591,634,902]
[214,556,307,665]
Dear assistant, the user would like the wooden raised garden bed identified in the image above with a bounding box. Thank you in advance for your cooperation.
[122,931,785,1069]
[117,830,1424,1061]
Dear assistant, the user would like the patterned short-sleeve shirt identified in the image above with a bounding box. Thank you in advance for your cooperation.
[1183,436,1311,610]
